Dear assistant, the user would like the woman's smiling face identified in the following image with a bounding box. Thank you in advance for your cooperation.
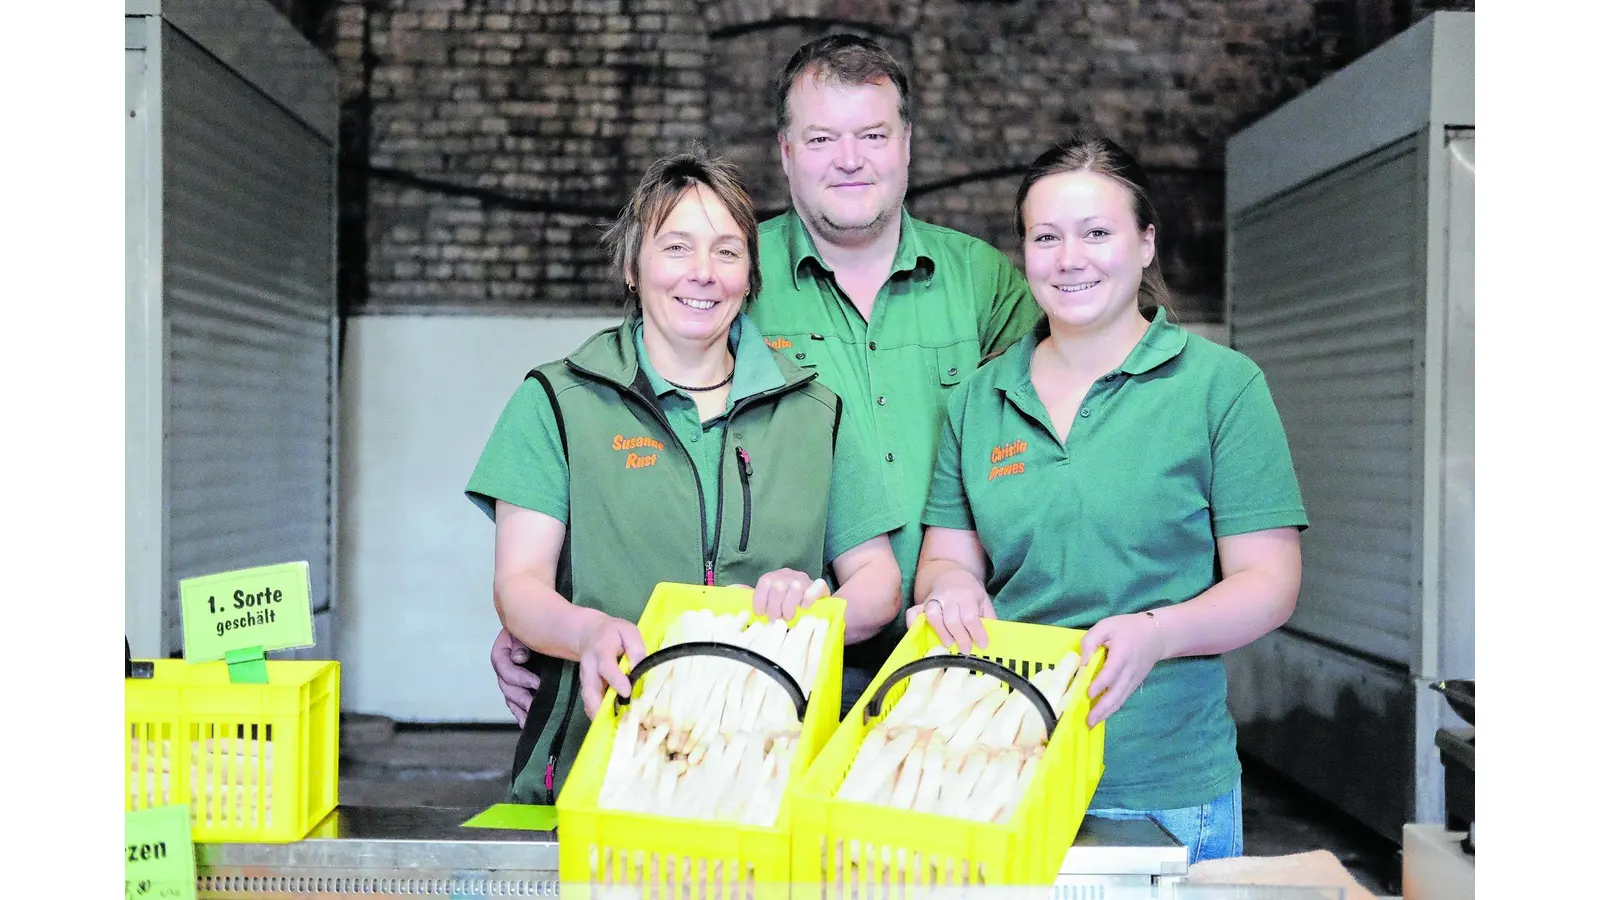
[1021,170,1156,333]
[636,183,750,345]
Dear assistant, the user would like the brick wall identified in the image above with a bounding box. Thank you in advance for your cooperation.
[280,0,1473,322]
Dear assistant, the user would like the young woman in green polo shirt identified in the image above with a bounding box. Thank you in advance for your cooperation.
[912,136,1308,863]
[465,152,904,804]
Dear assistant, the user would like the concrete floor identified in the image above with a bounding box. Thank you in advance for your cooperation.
[337,715,1401,896]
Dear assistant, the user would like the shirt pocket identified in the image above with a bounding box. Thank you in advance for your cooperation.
[937,342,979,388]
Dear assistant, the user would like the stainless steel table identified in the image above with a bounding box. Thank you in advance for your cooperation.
[194,806,1189,898]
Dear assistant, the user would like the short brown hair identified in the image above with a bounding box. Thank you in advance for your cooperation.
[775,34,913,136]
[602,149,762,307]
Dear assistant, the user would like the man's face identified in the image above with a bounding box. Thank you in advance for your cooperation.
[779,72,911,248]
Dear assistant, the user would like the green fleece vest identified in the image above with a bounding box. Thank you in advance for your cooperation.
[508,322,841,804]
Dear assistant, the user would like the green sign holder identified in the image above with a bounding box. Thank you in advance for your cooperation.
[224,645,269,684]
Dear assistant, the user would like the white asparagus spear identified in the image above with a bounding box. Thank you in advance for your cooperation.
[977,686,1030,748]
[1046,651,1081,712]
[834,727,889,801]
[967,747,1025,822]
[1062,652,1095,707]
[932,673,1002,740]
[993,748,1043,824]
[906,667,973,731]
[1017,663,1070,746]
[888,736,926,809]
[649,758,687,817]
[799,615,827,696]
[683,645,739,762]
[946,687,1007,755]
[909,734,947,812]
[671,612,741,752]
[881,648,949,727]
[837,728,917,802]
[597,709,645,807]
[743,620,790,734]
[717,733,768,820]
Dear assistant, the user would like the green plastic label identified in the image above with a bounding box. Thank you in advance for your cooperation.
[125,805,197,899]
[460,803,559,831]
[179,561,315,662]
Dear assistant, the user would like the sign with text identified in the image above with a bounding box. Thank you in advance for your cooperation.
[125,805,197,900]
[179,561,315,662]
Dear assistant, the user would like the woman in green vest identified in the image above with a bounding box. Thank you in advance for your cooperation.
[465,151,903,805]
[911,136,1308,863]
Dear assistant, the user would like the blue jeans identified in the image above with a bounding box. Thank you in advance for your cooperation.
[1087,777,1243,865]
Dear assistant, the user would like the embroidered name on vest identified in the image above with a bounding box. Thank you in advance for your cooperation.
[765,337,793,349]
[614,434,664,470]
[613,434,665,451]
[988,440,1028,481]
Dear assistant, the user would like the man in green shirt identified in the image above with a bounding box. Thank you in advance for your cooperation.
[491,34,1039,717]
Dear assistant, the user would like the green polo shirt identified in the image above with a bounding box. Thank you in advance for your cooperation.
[922,309,1309,810]
[466,314,900,566]
[749,209,1041,650]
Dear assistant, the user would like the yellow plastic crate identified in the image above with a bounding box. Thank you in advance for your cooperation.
[557,582,847,895]
[791,617,1107,889]
[126,659,340,843]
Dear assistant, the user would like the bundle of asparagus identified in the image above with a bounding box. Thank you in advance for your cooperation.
[833,647,1088,824]
[596,597,831,826]
[128,736,275,822]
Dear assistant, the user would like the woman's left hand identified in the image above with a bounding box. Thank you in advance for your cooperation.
[1079,611,1168,727]
[750,568,827,622]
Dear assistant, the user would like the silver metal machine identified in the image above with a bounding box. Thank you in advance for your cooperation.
[1222,12,1474,841]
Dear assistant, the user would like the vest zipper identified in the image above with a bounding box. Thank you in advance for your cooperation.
[624,395,711,581]
[544,665,580,804]
[736,446,753,552]
[565,356,818,588]
[709,438,728,583]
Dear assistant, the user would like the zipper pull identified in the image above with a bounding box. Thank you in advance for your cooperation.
[737,446,752,477]
[545,755,556,799]
[705,561,715,586]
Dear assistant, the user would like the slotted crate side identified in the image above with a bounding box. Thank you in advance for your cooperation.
[125,660,339,843]
[792,618,1105,887]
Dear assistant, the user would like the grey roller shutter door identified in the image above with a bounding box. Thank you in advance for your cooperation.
[1229,139,1423,666]
[160,25,335,654]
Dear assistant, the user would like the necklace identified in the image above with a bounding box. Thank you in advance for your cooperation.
[662,367,734,393]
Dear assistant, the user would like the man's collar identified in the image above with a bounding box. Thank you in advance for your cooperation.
[784,207,936,289]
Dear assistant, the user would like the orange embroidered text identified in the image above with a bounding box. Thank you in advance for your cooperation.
[764,337,793,350]
[987,462,1026,481]
[613,434,665,452]
[625,452,658,469]
[990,440,1027,463]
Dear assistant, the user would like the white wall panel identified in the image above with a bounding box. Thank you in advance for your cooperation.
[338,314,620,722]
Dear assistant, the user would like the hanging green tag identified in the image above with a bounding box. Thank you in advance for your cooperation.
[179,561,315,662]
[223,645,269,684]
[125,805,198,899]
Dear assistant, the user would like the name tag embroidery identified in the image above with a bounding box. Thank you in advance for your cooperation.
[613,434,665,470]
[987,439,1028,481]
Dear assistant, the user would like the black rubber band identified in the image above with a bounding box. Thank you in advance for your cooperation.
[863,654,1058,740]
[614,640,807,721]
